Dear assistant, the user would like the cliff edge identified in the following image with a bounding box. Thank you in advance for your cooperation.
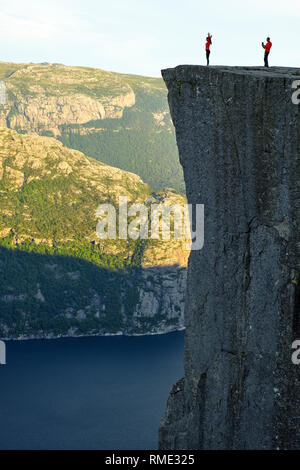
[159,66,300,450]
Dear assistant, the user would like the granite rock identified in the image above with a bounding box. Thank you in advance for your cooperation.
[159,66,300,450]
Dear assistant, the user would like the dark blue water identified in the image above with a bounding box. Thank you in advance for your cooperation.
[0,331,184,450]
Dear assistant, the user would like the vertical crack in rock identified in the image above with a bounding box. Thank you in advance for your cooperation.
[293,281,300,336]
[159,66,300,450]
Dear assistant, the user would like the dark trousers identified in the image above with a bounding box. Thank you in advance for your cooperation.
[264,51,269,67]
[206,50,210,65]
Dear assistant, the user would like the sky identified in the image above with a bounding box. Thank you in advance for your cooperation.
[0,0,299,77]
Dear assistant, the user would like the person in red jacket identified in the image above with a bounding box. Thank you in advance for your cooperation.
[205,33,212,66]
[262,37,272,67]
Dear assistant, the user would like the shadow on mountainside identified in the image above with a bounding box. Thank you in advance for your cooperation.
[0,246,186,340]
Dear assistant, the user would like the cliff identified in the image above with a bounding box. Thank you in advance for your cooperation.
[159,66,300,449]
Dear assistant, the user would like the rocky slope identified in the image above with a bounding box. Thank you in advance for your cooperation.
[159,66,300,449]
[0,128,189,339]
[0,64,135,133]
[0,62,184,192]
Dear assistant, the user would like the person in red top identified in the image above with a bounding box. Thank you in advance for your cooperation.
[205,33,212,66]
[262,37,272,67]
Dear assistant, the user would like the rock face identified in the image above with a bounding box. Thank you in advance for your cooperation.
[0,61,185,193]
[159,66,300,450]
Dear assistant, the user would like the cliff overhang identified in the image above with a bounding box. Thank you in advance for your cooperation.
[159,66,300,450]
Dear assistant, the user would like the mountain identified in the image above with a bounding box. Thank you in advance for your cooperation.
[0,62,184,192]
[0,128,188,339]
[159,65,300,450]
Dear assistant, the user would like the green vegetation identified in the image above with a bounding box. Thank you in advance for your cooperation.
[0,240,183,339]
[0,61,185,192]
[59,88,184,192]
[0,59,187,338]
[0,129,186,339]
[0,243,138,338]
